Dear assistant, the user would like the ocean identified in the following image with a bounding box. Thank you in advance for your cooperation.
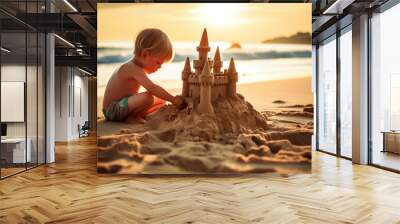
[97,41,312,97]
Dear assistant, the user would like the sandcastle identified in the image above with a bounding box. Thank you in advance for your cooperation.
[181,28,238,114]
[98,29,313,174]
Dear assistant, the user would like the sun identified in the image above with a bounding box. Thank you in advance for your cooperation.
[195,4,244,26]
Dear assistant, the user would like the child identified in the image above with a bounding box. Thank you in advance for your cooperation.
[102,28,185,123]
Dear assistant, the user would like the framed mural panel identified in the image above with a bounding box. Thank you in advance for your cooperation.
[97,3,312,175]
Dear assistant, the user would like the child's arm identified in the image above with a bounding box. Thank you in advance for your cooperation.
[131,69,181,106]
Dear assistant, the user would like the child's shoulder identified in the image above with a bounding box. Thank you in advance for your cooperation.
[118,60,144,76]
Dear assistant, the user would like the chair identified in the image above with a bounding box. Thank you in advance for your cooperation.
[78,121,90,138]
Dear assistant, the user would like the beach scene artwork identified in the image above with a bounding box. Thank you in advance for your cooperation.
[97,3,313,174]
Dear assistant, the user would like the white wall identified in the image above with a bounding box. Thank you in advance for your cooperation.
[73,73,89,137]
[1,64,46,164]
[1,65,26,138]
[55,66,69,141]
[55,67,89,141]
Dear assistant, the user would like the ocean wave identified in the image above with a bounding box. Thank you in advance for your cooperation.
[97,50,311,64]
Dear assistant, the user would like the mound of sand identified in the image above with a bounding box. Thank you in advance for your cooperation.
[97,95,311,174]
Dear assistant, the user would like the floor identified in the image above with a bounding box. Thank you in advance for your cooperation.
[372,150,400,171]
[0,167,25,178]
[1,163,44,178]
[0,136,400,223]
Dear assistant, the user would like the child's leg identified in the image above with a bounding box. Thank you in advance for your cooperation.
[137,96,166,117]
[125,92,154,123]
[125,92,166,123]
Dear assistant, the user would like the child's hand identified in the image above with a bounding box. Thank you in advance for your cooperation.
[173,95,187,110]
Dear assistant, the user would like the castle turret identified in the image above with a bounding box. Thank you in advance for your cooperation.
[213,46,222,73]
[194,28,211,74]
[182,57,191,97]
[197,59,214,114]
[227,58,238,98]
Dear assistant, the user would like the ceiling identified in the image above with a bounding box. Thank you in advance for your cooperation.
[0,0,316,76]
[9,0,390,74]
[1,0,97,74]
[312,0,390,44]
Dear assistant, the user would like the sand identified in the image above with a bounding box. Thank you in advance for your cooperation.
[97,77,313,118]
[97,83,313,174]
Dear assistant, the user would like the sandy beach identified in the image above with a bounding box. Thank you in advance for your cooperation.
[97,76,313,118]
[97,76,313,175]
[237,76,312,111]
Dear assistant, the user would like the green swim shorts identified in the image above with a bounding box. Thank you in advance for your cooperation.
[103,96,130,121]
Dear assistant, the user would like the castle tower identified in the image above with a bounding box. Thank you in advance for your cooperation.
[227,58,238,98]
[181,57,191,97]
[197,59,214,114]
[213,46,222,73]
[194,28,211,74]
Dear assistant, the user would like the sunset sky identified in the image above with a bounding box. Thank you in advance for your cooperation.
[98,3,311,44]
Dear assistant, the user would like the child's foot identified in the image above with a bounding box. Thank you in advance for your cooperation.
[126,116,146,124]
[136,116,146,124]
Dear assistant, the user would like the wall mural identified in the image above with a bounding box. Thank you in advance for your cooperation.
[97,3,313,175]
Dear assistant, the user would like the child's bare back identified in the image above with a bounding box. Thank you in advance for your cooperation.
[102,28,185,123]
[102,60,141,110]
[102,59,169,123]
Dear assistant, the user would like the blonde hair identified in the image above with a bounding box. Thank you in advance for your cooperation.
[134,28,174,62]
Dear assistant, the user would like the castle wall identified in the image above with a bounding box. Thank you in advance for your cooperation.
[214,75,228,84]
[193,60,202,74]
[211,85,227,101]
[228,83,236,98]
[182,81,188,97]
[211,87,217,101]
[188,84,200,102]
[194,59,213,74]
[198,82,213,114]
[213,85,220,101]
[221,85,228,98]
[188,74,199,83]
[186,69,233,102]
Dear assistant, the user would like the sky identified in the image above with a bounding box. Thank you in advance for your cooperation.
[98,3,311,44]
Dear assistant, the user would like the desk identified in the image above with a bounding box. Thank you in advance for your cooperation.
[382,131,400,154]
[1,138,31,163]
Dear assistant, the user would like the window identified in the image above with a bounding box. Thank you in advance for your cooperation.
[317,35,337,154]
[0,2,47,179]
[370,3,400,171]
[339,27,352,158]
